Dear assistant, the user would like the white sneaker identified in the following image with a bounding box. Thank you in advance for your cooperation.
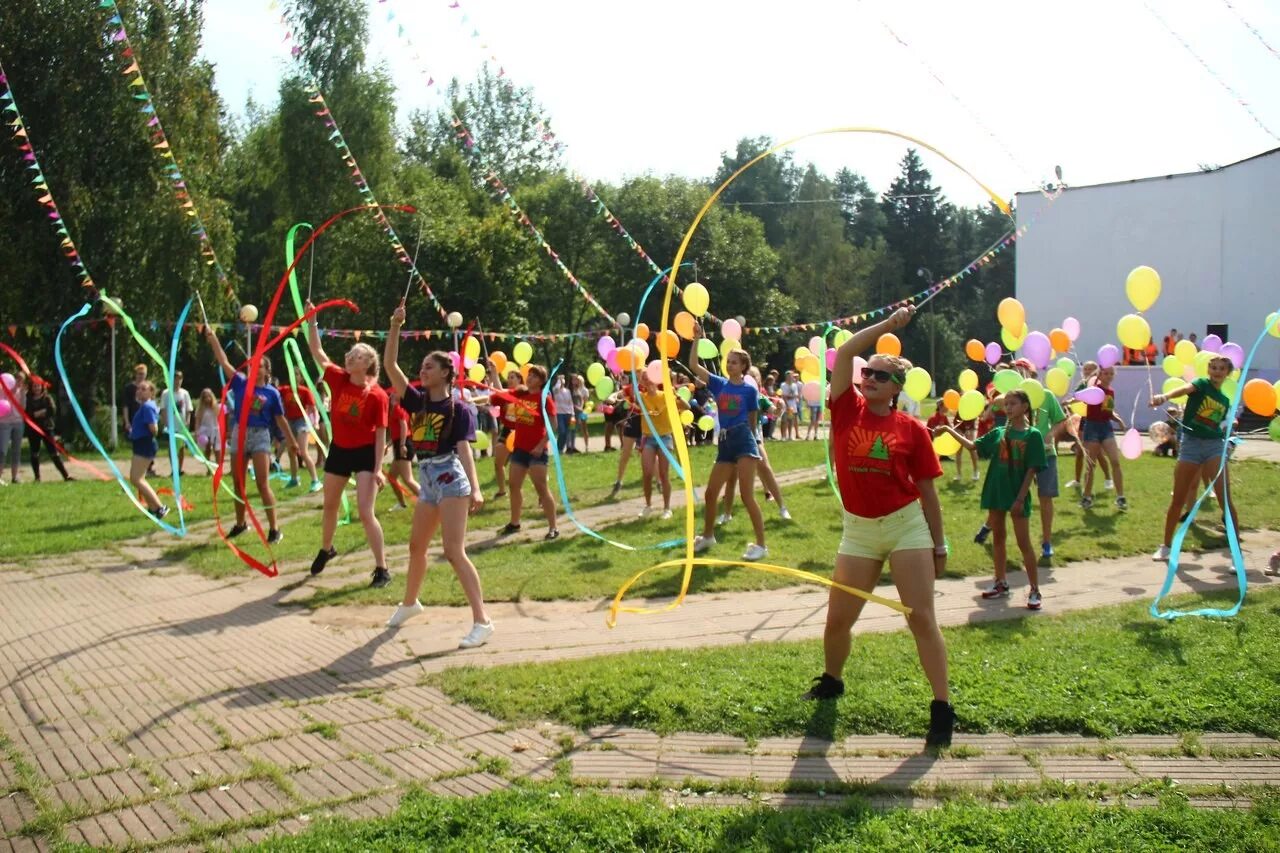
[1152,545,1171,561]
[1063,479,1079,489]
[660,508,673,520]
[972,472,980,482]
[715,512,733,526]
[638,505,653,518]
[779,506,793,521]
[386,601,424,628]
[459,621,494,649]
[743,543,768,561]
[693,534,716,553]
[1104,479,1114,491]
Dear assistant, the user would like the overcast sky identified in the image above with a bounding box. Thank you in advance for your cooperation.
[200,0,1280,206]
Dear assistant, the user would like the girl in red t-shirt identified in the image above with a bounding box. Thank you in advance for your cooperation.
[304,301,391,587]
[386,390,418,511]
[802,305,954,749]
[1079,365,1127,511]
[489,365,559,540]
[490,368,522,499]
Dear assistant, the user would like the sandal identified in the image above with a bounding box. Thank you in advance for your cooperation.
[493,490,507,499]
[544,528,560,541]
[498,522,521,536]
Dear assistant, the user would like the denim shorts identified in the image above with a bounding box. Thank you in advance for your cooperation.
[131,436,158,460]
[510,447,549,467]
[418,455,472,505]
[1080,420,1114,444]
[1178,431,1225,466]
[642,433,675,452]
[838,501,934,561]
[289,417,311,437]
[1036,454,1059,498]
[229,425,272,455]
[715,423,760,464]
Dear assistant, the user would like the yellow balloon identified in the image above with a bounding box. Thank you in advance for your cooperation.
[1069,400,1087,416]
[957,389,985,421]
[1161,355,1181,378]
[680,409,695,426]
[1045,367,1069,398]
[1174,339,1197,365]
[1125,265,1162,312]
[1268,312,1280,339]
[1193,350,1213,378]
[467,363,486,382]
[473,431,491,452]
[903,367,932,402]
[1116,314,1151,350]
[721,337,741,358]
[513,340,534,366]
[876,333,901,356]
[997,297,1025,333]
[682,282,710,316]
[1019,378,1045,409]
[958,369,979,393]
[800,368,819,384]
[1001,321,1028,352]
[1162,377,1183,396]
[933,431,961,457]
[1221,375,1238,401]
[697,415,715,431]
[463,336,481,361]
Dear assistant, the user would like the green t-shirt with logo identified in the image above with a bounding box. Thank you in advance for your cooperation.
[975,425,1046,515]
[1037,393,1067,457]
[1181,378,1230,440]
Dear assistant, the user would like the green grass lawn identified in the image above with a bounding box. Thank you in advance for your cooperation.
[251,785,1280,852]
[295,454,1280,610]
[429,588,1280,741]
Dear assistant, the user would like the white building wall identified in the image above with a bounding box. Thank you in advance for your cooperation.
[1016,150,1280,428]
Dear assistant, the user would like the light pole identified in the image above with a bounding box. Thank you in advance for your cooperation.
[917,267,934,395]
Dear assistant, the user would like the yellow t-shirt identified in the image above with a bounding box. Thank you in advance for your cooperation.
[640,390,679,436]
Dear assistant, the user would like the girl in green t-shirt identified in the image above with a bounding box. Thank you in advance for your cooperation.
[1148,354,1237,561]
[935,390,1045,610]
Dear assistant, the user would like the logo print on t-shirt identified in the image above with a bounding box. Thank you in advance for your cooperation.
[845,428,897,474]
[250,393,265,414]
[1194,396,1225,429]
[717,392,741,417]
[412,412,444,451]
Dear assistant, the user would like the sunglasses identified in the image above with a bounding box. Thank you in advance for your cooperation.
[863,368,905,385]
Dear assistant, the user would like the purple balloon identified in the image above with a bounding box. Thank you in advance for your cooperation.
[1220,342,1244,370]
[1200,334,1222,353]
[1021,331,1052,369]
[597,335,616,359]
[1096,344,1120,369]
[1075,386,1105,405]
[984,342,1002,365]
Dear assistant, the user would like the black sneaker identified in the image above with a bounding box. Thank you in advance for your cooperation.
[227,522,249,539]
[498,522,521,536]
[973,524,991,544]
[609,481,622,498]
[310,546,337,576]
[369,567,392,589]
[267,528,283,545]
[544,528,560,541]
[800,673,845,701]
[925,700,955,749]
[153,505,171,520]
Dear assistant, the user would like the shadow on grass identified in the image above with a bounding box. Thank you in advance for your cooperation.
[1122,620,1188,665]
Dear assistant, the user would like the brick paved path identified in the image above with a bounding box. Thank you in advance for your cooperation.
[2,517,1278,848]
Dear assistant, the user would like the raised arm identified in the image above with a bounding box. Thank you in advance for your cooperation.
[830,306,914,400]
[202,325,236,378]
[384,304,410,397]
[689,321,711,383]
[304,300,335,370]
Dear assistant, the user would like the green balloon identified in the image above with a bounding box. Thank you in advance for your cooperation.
[593,377,615,399]
[1270,416,1280,443]
[696,339,719,359]
[993,368,1021,394]
[676,386,692,402]
[1056,357,1076,378]
[586,362,606,385]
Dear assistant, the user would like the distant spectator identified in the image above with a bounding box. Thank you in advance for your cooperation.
[1163,329,1177,357]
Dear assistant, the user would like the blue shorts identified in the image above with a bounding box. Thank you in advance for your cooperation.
[417,455,471,505]
[228,425,273,456]
[289,417,311,437]
[131,436,158,460]
[576,411,588,424]
[1036,454,1059,498]
[1080,420,1113,444]
[510,448,549,468]
[1178,431,1225,466]
[716,424,760,464]
[642,433,675,452]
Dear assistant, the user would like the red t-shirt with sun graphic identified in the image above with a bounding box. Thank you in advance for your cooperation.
[323,365,388,449]
[492,388,555,453]
[831,388,943,518]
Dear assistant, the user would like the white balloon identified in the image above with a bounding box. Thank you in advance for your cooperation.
[238,304,259,323]
[616,312,632,328]
[446,311,464,329]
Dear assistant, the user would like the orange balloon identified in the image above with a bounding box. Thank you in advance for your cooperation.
[942,389,960,412]
[520,363,531,381]
[635,322,650,341]
[964,339,984,362]
[876,333,901,357]
[615,347,634,371]
[505,431,516,452]
[1049,328,1070,354]
[1242,378,1277,417]
[657,329,681,359]
[674,311,696,340]
[489,351,508,375]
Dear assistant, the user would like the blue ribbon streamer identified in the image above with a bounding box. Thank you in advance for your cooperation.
[626,263,694,478]
[542,360,684,551]
[1151,307,1278,619]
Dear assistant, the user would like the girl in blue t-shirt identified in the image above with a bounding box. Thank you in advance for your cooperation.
[689,322,767,562]
[128,380,169,520]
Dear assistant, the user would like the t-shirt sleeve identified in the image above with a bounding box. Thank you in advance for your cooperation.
[1025,428,1047,470]
[706,374,725,396]
[300,387,315,408]
[401,383,425,414]
[974,429,1001,460]
[368,387,389,429]
[1042,395,1066,429]
[745,385,759,412]
[228,373,247,404]
[264,388,285,421]
[905,418,944,481]
[454,403,477,444]
[544,394,556,419]
[322,364,345,391]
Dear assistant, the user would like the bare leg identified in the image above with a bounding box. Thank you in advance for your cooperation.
[355,470,386,567]
[529,464,558,531]
[822,554,883,678]
[889,549,950,701]
[736,458,765,546]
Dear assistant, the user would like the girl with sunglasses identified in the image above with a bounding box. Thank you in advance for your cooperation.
[801,306,954,750]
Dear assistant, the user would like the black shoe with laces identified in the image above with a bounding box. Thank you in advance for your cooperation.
[369,567,392,589]
[310,546,337,576]
[800,673,845,701]
[973,524,991,544]
[267,528,283,545]
[925,699,955,749]
[227,522,248,539]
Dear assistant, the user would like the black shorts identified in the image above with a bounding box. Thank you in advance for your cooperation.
[324,442,377,477]
[392,437,413,462]
[499,426,513,441]
[623,414,643,440]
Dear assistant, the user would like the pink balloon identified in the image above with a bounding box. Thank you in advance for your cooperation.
[808,335,823,354]
[1096,344,1120,369]
[802,380,822,404]
[597,335,616,359]
[644,360,663,384]
[721,318,742,341]
[851,356,867,383]
[1075,386,1105,405]
[0,372,14,392]
[490,406,501,419]
[631,338,650,359]
[1200,334,1222,353]
[1062,317,1081,341]
[1220,342,1244,370]
[825,347,837,371]
[0,400,10,419]
[1021,331,1051,369]
[1120,428,1143,460]
[984,342,1002,365]
[449,352,463,374]
[606,349,621,373]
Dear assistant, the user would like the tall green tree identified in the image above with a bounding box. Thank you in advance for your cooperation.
[712,136,798,248]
